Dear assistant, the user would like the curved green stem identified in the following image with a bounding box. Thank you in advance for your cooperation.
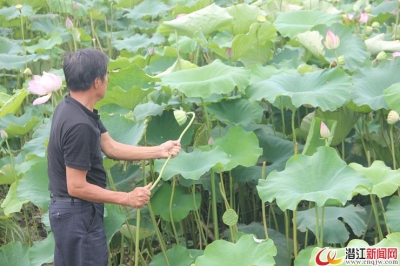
[150,112,195,190]
[169,178,179,245]
[211,169,219,240]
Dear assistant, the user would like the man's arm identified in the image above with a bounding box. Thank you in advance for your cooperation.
[100,132,181,161]
[66,166,151,208]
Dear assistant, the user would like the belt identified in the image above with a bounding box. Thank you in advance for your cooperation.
[52,196,85,203]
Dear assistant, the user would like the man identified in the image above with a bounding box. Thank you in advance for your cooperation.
[47,48,181,266]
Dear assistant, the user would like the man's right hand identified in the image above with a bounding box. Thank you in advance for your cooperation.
[126,183,152,208]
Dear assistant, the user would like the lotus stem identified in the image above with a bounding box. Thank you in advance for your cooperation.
[293,210,298,258]
[261,162,269,239]
[134,208,141,266]
[315,207,320,247]
[370,194,384,241]
[150,112,195,191]
[169,178,179,245]
[389,125,397,169]
[211,169,219,240]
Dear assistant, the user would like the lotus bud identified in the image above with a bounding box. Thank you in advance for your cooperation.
[23,67,32,76]
[376,51,387,61]
[174,109,187,126]
[372,22,380,28]
[320,122,330,139]
[0,129,8,139]
[208,137,214,146]
[337,55,345,66]
[226,47,233,58]
[323,30,340,50]
[66,17,73,29]
[387,110,400,124]
[73,1,78,10]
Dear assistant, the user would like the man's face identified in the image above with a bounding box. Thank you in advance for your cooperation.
[96,74,108,100]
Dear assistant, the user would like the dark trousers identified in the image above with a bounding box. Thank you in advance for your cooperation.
[49,198,108,266]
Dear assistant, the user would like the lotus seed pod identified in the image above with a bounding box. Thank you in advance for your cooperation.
[15,4,22,9]
[173,109,187,126]
[387,110,400,124]
[365,26,373,35]
[372,22,380,28]
[23,67,32,76]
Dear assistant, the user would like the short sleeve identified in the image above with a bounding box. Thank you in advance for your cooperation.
[98,119,107,134]
[63,123,98,170]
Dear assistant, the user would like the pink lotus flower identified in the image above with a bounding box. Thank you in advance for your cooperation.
[66,17,73,29]
[27,72,62,105]
[392,52,400,58]
[320,122,330,139]
[359,12,368,24]
[323,30,340,50]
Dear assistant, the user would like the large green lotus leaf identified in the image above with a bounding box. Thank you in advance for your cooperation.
[100,113,146,146]
[122,0,170,20]
[0,37,24,54]
[296,31,326,62]
[293,246,315,266]
[385,196,400,232]
[112,33,165,54]
[230,127,297,185]
[119,224,154,241]
[1,181,29,215]
[0,164,19,185]
[150,183,201,222]
[0,110,40,138]
[302,117,337,156]
[233,223,293,266]
[145,110,194,146]
[25,31,62,54]
[29,233,54,266]
[297,205,367,244]
[155,58,198,78]
[211,126,263,171]
[231,21,277,61]
[161,59,250,98]
[207,98,263,126]
[0,89,28,118]
[226,4,266,35]
[0,54,49,70]
[17,159,50,211]
[384,82,400,114]
[0,241,30,266]
[313,23,370,72]
[104,204,126,245]
[257,146,372,211]
[22,118,51,158]
[246,68,351,111]
[149,245,200,266]
[350,161,400,198]
[274,10,340,39]
[0,92,12,107]
[131,102,166,121]
[161,3,233,37]
[351,58,400,110]
[154,148,230,181]
[0,4,34,20]
[195,234,276,266]
[96,86,154,110]
[315,106,361,147]
[108,65,158,90]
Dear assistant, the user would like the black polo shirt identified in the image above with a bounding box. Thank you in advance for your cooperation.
[47,94,107,197]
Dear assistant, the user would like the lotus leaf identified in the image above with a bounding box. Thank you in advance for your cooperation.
[246,68,352,111]
[257,146,372,210]
[194,234,276,266]
[161,59,250,98]
[297,205,367,244]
